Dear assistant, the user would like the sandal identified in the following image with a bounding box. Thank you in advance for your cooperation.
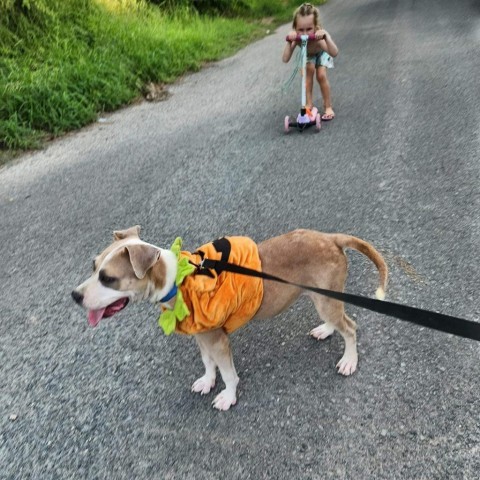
[321,112,335,121]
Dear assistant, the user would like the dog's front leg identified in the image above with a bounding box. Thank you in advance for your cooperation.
[194,330,239,411]
[192,334,217,395]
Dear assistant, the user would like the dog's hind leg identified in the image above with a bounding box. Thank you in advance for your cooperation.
[194,329,239,411]
[308,294,358,376]
[192,334,217,395]
[334,312,357,376]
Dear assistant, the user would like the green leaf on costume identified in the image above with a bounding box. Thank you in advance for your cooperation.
[170,237,183,257]
[157,237,194,335]
[173,290,190,321]
[158,310,177,336]
[176,257,195,286]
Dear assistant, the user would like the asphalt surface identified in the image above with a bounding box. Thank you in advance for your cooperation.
[1,0,479,478]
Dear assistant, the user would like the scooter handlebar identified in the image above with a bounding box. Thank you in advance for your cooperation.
[285,34,325,42]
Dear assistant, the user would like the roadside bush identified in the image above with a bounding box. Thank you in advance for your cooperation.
[0,0,299,152]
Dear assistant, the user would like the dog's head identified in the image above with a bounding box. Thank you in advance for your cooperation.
[72,226,177,327]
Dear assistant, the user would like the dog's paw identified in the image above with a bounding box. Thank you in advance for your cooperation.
[310,324,335,340]
[191,376,215,395]
[336,355,358,376]
[212,389,237,411]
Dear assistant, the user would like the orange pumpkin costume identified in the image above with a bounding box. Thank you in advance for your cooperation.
[175,236,264,335]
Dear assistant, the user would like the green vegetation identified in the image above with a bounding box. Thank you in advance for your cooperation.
[0,0,302,157]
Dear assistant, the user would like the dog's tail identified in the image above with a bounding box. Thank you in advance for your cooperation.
[334,234,388,300]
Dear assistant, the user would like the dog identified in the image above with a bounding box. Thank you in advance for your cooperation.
[72,226,388,411]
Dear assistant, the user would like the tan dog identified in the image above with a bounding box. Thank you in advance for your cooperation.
[72,227,388,411]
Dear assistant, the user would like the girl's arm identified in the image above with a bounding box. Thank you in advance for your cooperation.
[282,31,298,63]
[316,30,339,57]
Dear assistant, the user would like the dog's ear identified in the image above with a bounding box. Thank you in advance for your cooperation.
[125,244,161,279]
[114,225,141,241]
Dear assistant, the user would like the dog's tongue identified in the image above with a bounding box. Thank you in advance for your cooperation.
[88,308,106,327]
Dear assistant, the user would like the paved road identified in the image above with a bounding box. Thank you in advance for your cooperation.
[1,0,479,478]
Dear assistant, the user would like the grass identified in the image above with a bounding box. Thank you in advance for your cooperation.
[0,0,305,162]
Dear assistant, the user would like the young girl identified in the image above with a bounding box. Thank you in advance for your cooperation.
[282,3,338,121]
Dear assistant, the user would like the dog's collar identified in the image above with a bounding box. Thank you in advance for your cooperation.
[158,237,195,335]
[159,284,177,303]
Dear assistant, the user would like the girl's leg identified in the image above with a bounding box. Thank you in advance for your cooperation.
[317,66,334,116]
[305,62,316,109]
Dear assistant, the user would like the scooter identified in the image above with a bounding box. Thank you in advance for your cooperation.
[284,34,321,133]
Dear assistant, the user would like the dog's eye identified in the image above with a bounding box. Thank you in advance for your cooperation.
[99,271,117,286]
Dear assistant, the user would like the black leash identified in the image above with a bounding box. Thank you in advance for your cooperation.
[192,257,480,342]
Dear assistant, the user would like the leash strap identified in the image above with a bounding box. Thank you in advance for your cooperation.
[192,257,480,342]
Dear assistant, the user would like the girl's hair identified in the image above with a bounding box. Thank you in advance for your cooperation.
[292,3,322,30]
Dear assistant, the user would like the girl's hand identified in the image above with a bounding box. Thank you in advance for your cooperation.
[315,30,327,41]
[287,30,298,42]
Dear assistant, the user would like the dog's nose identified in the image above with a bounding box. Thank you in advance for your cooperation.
[71,290,84,305]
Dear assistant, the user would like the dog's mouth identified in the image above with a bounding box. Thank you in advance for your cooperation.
[88,298,129,327]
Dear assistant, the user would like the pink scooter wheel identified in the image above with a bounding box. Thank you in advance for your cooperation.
[284,116,290,133]
[315,113,321,131]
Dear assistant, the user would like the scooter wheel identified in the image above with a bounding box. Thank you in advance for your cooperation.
[284,116,290,133]
[315,113,321,131]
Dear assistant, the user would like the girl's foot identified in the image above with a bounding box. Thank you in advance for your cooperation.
[321,108,335,121]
